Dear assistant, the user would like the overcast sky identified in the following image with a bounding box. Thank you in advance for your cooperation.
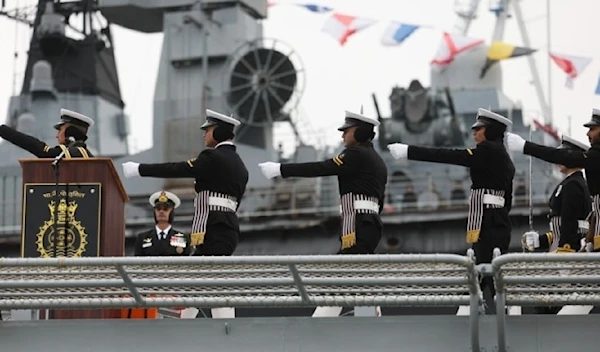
[0,0,599,154]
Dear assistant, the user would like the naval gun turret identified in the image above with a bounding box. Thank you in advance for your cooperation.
[376,79,465,151]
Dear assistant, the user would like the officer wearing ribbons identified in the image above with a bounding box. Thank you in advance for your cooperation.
[522,135,591,253]
[122,109,249,256]
[259,109,388,254]
[126,191,190,319]
[0,108,94,158]
[507,108,600,252]
[134,191,191,256]
[388,108,515,298]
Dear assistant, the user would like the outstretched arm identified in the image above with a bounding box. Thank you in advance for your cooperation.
[280,149,361,178]
[138,151,213,178]
[524,141,589,169]
[0,125,63,158]
[407,143,490,168]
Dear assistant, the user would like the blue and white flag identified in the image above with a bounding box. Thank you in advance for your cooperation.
[381,22,419,46]
[295,3,333,13]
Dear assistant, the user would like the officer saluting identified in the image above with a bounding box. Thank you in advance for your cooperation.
[0,108,94,158]
[259,109,388,254]
[522,135,592,253]
[388,108,515,298]
[507,108,600,252]
[122,109,249,256]
[134,191,192,256]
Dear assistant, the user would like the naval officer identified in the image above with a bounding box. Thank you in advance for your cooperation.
[507,108,600,252]
[0,108,94,158]
[122,109,249,256]
[125,191,191,319]
[134,190,191,256]
[522,135,591,253]
[388,108,515,299]
[259,109,388,254]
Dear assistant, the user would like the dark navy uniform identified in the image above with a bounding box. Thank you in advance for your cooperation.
[262,110,388,254]
[538,171,591,252]
[407,139,514,262]
[134,190,192,256]
[511,110,600,251]
[123,109,248,256]
[135,228,191,256]
[390,108,514,263]
[388,108,514,302]
[528,135,592,253]
[0,108,94,158]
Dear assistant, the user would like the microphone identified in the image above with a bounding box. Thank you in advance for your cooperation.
[52,137,76,167]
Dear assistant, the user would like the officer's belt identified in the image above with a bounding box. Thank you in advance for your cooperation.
[482,194,505,207]
[466,189,505,244]
[339,193,380,250]
[339,200,380,214]
[549,219,589,232]
[190,191,238,247]
[548,216,589,252]
[209,196,238,211]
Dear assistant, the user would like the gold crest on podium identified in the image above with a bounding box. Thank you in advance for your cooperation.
[36,198,88,258]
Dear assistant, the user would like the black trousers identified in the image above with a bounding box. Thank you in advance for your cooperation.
[337,216,382,254]
[472,226,511,313]
[192,223,239,256]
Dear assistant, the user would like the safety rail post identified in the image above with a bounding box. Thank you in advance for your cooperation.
[466,249,482,352]
[491,248,508,352]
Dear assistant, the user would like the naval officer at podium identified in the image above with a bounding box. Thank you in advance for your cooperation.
[0,108,94,159]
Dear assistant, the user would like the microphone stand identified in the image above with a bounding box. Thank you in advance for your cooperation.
[51,138,74,258]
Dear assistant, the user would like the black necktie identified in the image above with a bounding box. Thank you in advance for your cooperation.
[159,231,166,240]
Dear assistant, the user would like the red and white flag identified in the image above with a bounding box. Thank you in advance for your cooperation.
[532,119,560,141]
[549,52,592,89]
[321,13,376,46]
[430,32,483,69]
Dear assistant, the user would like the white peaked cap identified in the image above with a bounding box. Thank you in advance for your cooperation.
[56,108,94,128]
[206,109,241,126]
[344,110,380,127]
[472,108,512,128]
[560,135,590,151]
[148,191,181,209]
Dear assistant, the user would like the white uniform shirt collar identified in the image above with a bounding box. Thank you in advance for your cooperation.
[215,141,234,148]
[155,225,171,236]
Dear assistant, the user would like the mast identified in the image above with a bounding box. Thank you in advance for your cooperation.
[546,0,553,124]
[512,0,552,124]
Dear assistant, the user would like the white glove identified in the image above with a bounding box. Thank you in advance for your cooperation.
[387,143,408,160]
[258,162,281,179]
[580,238,587,252]
[505,132,526,153]
[122,161,140,178]
[522,231,540,251]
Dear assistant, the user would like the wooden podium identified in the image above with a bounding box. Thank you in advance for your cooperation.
[19,158,129,319]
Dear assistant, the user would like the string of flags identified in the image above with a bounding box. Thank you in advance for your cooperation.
[268,2,600,95]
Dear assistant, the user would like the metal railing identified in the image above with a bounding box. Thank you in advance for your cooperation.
[2,251,600,351]
[491,250,600,352]
[0,250,484,351]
